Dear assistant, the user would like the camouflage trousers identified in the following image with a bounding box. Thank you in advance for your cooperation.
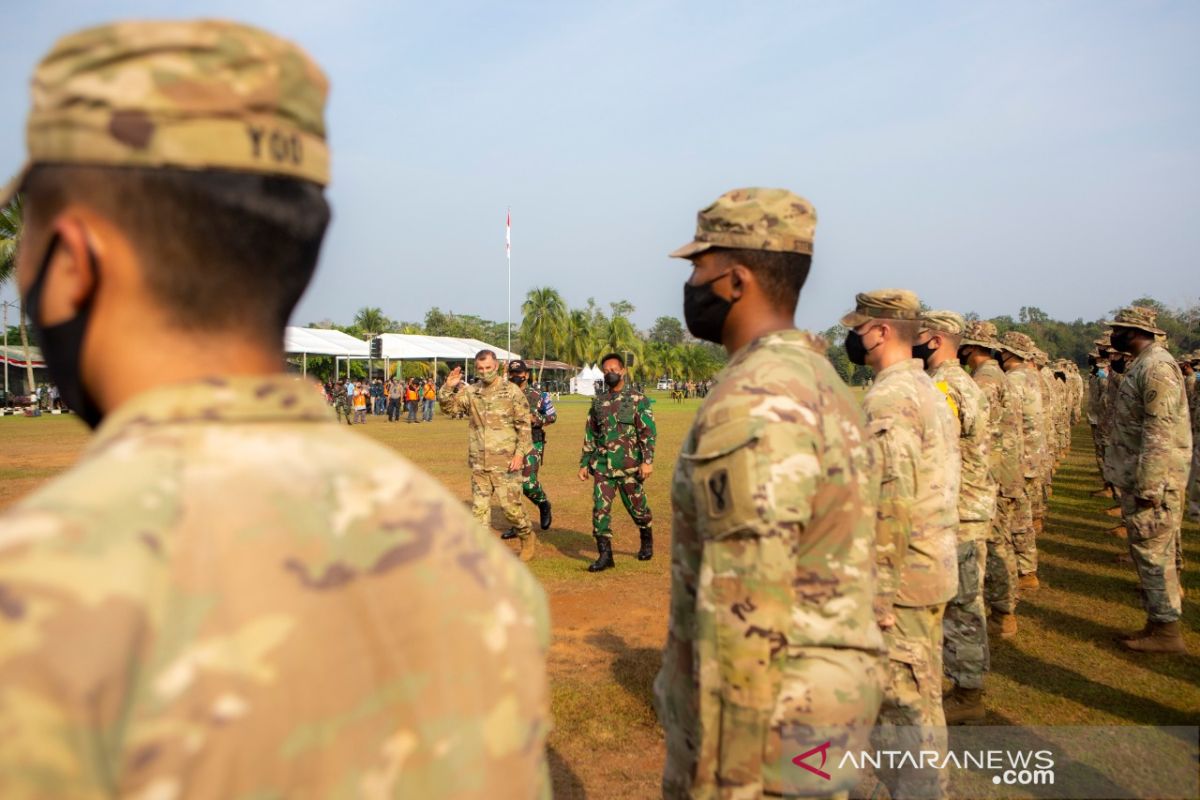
[592,473,652,538]
[944,529,990,690]
[1187,444,1200,522]
[1090,424,1106,479]
[521,440,548,506]
[1014,476,1040,576]
[873,604,948,800]
[472,469,532,537]
[985,494,1019,615]
[1121,488,1183,623]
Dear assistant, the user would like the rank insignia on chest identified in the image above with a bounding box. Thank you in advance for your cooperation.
[706,468,733,517]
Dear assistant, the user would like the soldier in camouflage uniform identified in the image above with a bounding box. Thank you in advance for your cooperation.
[960,322,1024,640]
[500,359,555,539]
[1087,343,1111,496]
[656,188,884,799]
[1187,351,1200,522]
[1107,307,1192,653]
[578,352,657,571]
[333,379,353,425]
[916,311,995,725]
[844,289,958,800]
[0,20,551,798]
[439,350,539,562]
[997,332,1048,591]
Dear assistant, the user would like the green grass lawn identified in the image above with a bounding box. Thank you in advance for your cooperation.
[1,394,1197,797]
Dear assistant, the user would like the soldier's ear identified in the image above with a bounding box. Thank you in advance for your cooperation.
[729,264,751,300]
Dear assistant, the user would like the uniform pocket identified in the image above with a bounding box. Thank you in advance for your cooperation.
[682,418,763,540]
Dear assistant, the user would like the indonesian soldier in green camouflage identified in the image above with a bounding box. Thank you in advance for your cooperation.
[916,311,995,725]
[655,188,884,799]
[439,350,539,562]
[501,359,555,540]
[997,331,1048,591]
[1107,307,1192,654]
[0,20,550,799]
[960,322,1024,640]
[578,353,657,571]
[843,289,959,800]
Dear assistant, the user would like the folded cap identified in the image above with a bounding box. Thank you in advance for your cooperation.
[839,288,921,328]
[507,359,529,373]
[919,309,965,337]
[2,19,330,207]
[669,188,816,260]
[1106,305,1166,336]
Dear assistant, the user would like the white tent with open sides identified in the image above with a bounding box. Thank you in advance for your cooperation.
[570,363,603,396]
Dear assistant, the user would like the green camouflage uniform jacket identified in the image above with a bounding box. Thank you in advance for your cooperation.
[579,385,656,477]
[0,376,551,800]
[523,383,555,443]
[439,377,533,471]
[930,360,995,528]
[972,360,1024,500]
[1110,344,1193,501]
[655,330,884,798]
[862,359,960,616]
[1006,366,1048,480]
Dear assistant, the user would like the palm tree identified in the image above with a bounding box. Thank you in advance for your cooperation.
[353,306,389,338]
[0,195,34,395]
[603,314,643,368]
[519,287,566,384]
[563,309,595,368]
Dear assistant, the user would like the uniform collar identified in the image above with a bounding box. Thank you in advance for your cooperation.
[89,374,331,453]
[875,357,924,380]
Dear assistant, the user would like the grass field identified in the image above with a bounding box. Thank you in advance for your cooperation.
[2,390,1198,798]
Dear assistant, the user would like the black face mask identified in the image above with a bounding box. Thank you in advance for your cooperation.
[604,371,621,389]
[22,235,105,429]
[911,339,937,367]
[844,328,880,366]
[509,374,526,385]
[1111,358,1126,374]
[1110,329,1134,353]
[682,273,732,344]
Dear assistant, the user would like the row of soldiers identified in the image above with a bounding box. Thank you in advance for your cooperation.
[1,18,1194,798]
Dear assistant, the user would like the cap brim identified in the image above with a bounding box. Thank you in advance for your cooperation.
[668,240,714,260]
[960,336,997,350]
[1106,320,1166,336]
[840,310,873,328]
[0,163,28,209]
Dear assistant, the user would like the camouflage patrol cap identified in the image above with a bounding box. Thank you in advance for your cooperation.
[919,310,965,337]
[839,289,921,328]
[669,188,816,259]
[1106,305,1166,336]
[998,331,1037,360]
[961,320,1000,349]
[1,19,330,207]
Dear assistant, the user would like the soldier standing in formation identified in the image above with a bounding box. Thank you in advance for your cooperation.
[1107,307,1192,653]
[578,353,657,571]
[843,289,959,799]
[914,311,995,725]
[997,331,1049,591]
[1087,343,1112,496]
[0,20,550,797]
[960,322,1024,642]
[502,359,555,540]
[1182,350,1200,522]
[439,350,539,562]
[655,189,884,798]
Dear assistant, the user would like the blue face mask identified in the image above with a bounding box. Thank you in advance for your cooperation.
[1097,368,1108,378]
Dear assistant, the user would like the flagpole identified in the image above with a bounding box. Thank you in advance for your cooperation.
[506,207,512,357]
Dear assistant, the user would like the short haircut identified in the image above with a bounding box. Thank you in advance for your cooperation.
[600,352,624,368]
[23,164,330,340]
[474,349,497,362]
[715,248,811,312]
[930,331,962,348]
[886,319,921,345]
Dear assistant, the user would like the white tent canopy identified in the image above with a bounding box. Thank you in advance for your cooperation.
[284,327,368,356]
[283,327,519,378]
[570,363,602,396]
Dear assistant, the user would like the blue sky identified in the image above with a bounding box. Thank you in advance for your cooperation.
[2,0,1197,333]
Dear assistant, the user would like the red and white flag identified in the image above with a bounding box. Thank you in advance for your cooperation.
[505,209,511,259]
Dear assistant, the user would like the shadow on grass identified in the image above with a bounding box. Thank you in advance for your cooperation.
[548,745,587,800]
[545,528,600,565]
[586,629,662,721]
[1028,550,1142,609]
[990,637,1194,725]
[1017,601,1200,682]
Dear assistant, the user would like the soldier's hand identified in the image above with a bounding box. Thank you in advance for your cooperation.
[508,454,523,472]
[446,367,462,388]
[638,463,654,481]
[578,466,590,481]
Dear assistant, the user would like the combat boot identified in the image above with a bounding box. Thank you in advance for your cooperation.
[519,533,537,563]
[1104,505,1123,518]
[538,500,553,530]
[943,687,986,725]
[1108,525,1128,540]
[988,612,1018,639]
[1115,622,1151,642]
[1018,574,1040,591]
[501,528,518,540]
[1090,485,1113,498]
[637,527,653,561]
[588,537,614,572]
[1121,621,1187,654]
